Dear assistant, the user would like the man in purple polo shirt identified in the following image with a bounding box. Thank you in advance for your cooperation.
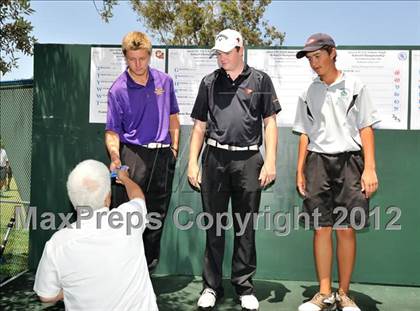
[105,31,180,272]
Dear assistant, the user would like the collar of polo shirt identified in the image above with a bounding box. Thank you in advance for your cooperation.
[126,67,154,88]
[220,64,251,78]
[314,71,345,87]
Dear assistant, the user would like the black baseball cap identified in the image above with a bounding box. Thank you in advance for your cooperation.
[296,33,336,59]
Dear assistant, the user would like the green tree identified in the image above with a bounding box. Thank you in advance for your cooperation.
[98,0,284,46]
[0,0,36,75]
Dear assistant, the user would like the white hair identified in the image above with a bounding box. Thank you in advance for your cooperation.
[66,159,111,210]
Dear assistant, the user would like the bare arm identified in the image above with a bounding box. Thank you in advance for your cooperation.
[359,126,378,198]
[187,120,206,189]
[105,130,121,171]
[259,115,278,187]
[296,134,309,196]
[169,113,180,158]
[117,170,145,201]
[39,289,64,303]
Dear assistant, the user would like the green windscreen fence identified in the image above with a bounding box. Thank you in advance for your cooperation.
[29,44,420,286]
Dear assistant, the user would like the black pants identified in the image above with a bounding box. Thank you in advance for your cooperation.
[111,143,176,269]
[200,145,264,296]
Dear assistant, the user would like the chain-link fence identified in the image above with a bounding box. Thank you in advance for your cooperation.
[0,79,33,285]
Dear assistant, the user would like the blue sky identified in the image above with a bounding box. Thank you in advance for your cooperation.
[2,0,420,81]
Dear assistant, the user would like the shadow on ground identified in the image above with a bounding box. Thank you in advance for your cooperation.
[0,273,64,311]
[0,272,293,311]
[154,276,291,311]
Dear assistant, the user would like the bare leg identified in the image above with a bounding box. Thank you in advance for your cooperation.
[336,228,356,293]
[314,226,333,294]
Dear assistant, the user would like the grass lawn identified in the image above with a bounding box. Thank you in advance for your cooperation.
[0,178,29,281]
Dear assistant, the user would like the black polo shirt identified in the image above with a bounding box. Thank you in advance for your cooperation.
[191,65,281,147]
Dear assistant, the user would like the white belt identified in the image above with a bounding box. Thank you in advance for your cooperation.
[206,138,259,151]
[141,143,170,149]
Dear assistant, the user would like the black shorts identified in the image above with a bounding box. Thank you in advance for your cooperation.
[300,151,369,230]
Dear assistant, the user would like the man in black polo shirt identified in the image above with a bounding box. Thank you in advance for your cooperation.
[188,29,281,311]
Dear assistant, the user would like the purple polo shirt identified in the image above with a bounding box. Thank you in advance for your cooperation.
[106,67,179,145]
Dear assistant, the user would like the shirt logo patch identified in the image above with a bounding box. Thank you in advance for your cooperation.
[340,89,349,97]
[243,88,254,95]
[154,87,165,96]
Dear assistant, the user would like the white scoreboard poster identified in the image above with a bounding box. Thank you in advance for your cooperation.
[410,50,420,130]
[249,49,409,129]
[90,47,410,129]
[337,50,409,130]
[247,49,315,127]
[89,47,166,123]
[168,48,218,125]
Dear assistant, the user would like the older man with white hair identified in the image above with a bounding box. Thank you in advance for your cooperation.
[34,159,158,311]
